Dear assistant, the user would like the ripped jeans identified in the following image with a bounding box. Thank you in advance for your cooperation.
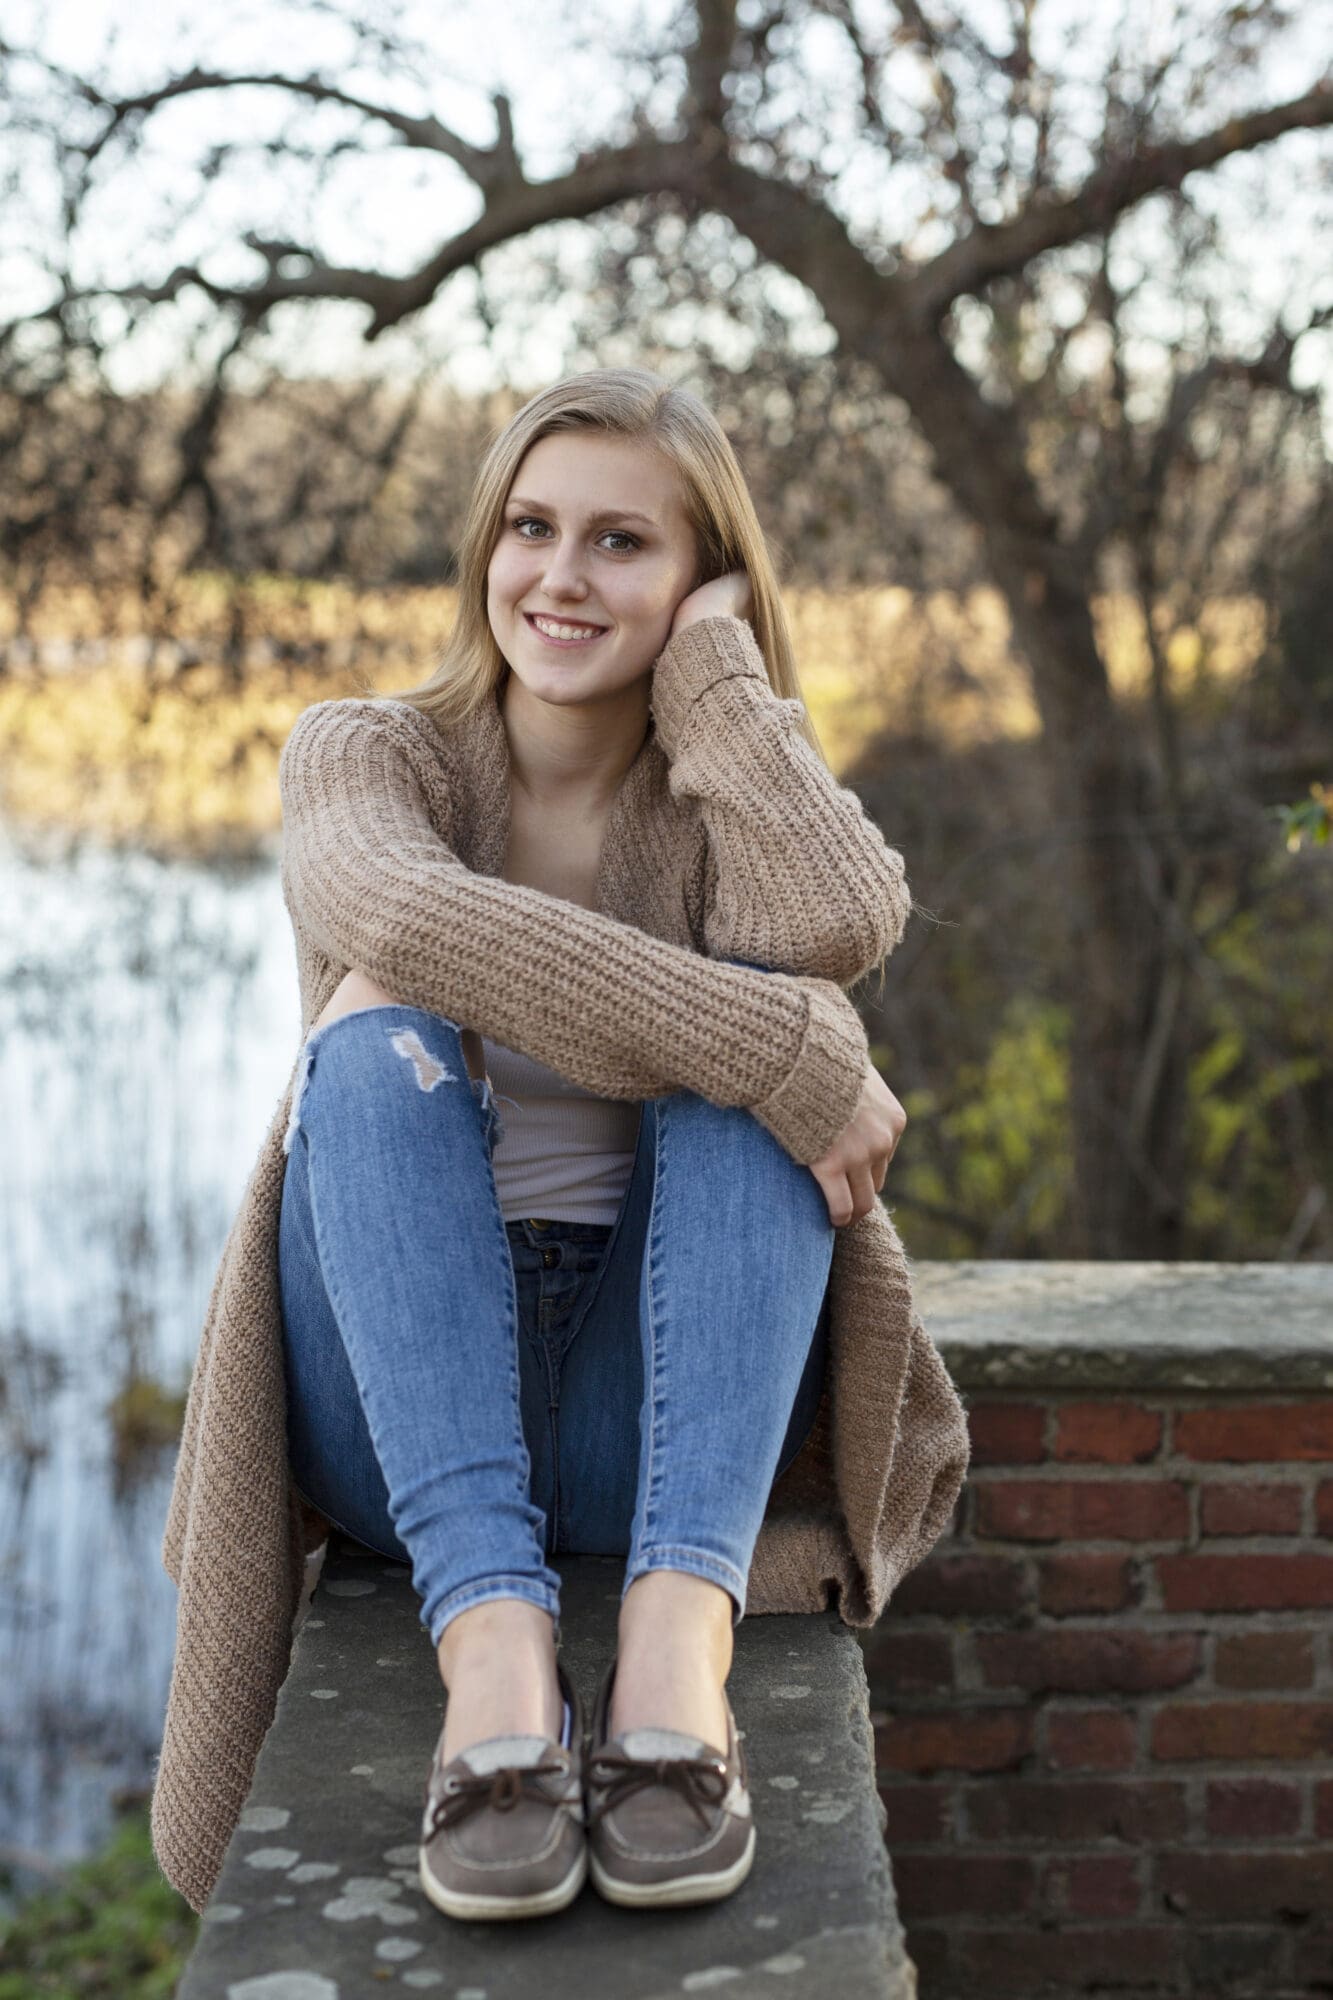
[277,980,836,1650]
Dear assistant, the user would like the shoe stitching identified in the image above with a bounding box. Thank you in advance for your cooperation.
[423,1808,582,1875]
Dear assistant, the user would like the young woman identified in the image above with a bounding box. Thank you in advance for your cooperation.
[153,365,970,1927]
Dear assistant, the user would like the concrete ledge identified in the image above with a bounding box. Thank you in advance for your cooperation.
[913,1259,1333,1391]
[176,1535,913,1999]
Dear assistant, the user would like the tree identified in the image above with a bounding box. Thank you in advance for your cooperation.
[3,0,1330,1253]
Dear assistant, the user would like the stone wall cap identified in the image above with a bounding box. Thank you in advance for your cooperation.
[911,1259,1333,1392]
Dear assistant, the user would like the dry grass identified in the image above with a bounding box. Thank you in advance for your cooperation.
[0,577,1267,855]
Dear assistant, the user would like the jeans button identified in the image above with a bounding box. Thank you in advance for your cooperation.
[542,1248,559,1269]
[529,1218,549,1231]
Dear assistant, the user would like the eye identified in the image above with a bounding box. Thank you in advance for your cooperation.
[509,516,640,553]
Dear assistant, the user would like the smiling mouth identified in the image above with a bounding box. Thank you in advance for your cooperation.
[523,611,609,646]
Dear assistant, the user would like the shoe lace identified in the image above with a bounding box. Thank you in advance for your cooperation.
[586,1748,729,1832]
[425,1755,569,1838]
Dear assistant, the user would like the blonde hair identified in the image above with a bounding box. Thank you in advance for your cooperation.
[379,366,830,765]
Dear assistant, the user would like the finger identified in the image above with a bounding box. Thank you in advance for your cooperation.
[846,1162,878,1221]
[813,1165,855,1228]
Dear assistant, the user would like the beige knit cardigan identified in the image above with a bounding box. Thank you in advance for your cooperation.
[151,613,971,1913]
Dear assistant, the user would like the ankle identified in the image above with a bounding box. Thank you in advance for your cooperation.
[607,1577,735,1748]
[617,1572,734,1679]
[436,1596,557,1691]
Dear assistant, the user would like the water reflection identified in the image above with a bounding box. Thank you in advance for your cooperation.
[0,818,298,1897]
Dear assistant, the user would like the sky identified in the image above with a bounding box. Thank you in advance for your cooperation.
[5,0,1331,413]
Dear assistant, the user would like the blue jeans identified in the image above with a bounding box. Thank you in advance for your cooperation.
[277,977,835,1650]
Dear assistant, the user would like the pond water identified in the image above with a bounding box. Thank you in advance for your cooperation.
[0,819,299,1903]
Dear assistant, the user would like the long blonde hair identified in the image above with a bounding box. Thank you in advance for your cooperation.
[379,366,830,766]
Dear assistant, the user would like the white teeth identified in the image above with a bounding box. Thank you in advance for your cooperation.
[531,616,603,640]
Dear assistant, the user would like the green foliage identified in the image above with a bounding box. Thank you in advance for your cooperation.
[1274,783,1331,851]
[1183,881,1331,1253]
[885,994,1073,1256]
[0,1807,197,2000]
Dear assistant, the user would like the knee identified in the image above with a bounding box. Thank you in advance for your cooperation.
[303,1000,472,1100]
[310,967,407,1034]
[285,1003,476,1154]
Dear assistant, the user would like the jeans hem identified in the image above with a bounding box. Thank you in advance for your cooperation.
[621,1547,748,1627]
[427,1575,563,1651]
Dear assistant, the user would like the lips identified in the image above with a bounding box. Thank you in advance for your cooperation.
[523,611,609,643]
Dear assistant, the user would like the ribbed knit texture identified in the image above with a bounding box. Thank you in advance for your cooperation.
[150,614,970,1912]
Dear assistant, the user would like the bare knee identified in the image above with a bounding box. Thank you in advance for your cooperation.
[311,968,404,1034]
[310,970,487,1083]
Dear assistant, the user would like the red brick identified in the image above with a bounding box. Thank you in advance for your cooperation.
[1199,1480,1303,1535]
[1038,1552,1135,1615]
[966,1777,1186,1843]
[900,1926,950,1989]
[1206,1778,1302,1838]
[1214,1630,1315,1689]
[1189,1928,1293,1987]
[893,1851,1035,1919]
[1157,1552,1333,1612]
[1292,1928,1333,1986]
[890,1553,1026,1616]
[1045,1708,1137,1770]
[977,1478,1188,1542]
[1152,1700,1333,1761]
[877,1778,953,1842]
[967,1402,1046,1464]
[1174,1401,1333,1461]
[1157,1847,1333,1920]
[951,1928,1187,1991]
[978,1628,1200,1696]
[1317,1779,1333,1838]
[1040,1851,1141,1918]
[1317,1479,1333,1535]
[1054,1402,1162,1463]
[876,1707,1032,1775]
[860,1630,954,1694]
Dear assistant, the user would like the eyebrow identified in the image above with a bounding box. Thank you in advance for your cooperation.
[505,495,660,529]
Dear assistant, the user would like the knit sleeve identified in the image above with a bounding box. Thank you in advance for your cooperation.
[278,698,869,1165]
[649,616,911,985]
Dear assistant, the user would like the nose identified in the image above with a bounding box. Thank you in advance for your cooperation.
[538,543,590,602]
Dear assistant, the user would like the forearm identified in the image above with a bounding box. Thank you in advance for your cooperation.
[651,616,911,982]
[280,698,869,1163]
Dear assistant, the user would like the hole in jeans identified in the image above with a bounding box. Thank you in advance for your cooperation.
[389,1026,458,1092]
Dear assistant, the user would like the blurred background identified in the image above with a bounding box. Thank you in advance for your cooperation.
[1,0,1329,1985]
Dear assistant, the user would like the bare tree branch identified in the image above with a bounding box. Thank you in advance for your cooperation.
[684,0,738,134]
[893,0,985,224]
[913,78,1333,320]
[61,61,521,192]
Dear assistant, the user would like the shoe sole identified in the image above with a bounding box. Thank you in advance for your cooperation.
[418,1840,587,1921]
[588,1822,756,1907]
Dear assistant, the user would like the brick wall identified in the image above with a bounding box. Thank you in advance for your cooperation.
[864,1391,1333,1999]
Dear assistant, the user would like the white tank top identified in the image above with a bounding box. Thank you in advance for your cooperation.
[480,1035,641,1226]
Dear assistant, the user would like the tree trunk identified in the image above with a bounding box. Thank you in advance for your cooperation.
[854,326,1191,1254]
[682,163,1197,1252]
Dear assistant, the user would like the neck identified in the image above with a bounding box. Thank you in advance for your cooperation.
[499,669,651,813]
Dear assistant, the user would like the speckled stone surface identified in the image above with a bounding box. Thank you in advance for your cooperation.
[175,1537,912,2000]
[914,1259,1333,1391]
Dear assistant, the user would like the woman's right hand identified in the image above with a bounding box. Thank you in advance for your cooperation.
[807,1056,906,1228]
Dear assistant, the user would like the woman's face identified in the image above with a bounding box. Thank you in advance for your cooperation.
[487,430,701,708]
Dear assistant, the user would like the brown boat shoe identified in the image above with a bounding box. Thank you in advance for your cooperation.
[584,1654,756,1908]
[418,1656,587,1922]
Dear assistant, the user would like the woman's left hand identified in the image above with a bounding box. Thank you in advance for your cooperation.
[669,569,754,638]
